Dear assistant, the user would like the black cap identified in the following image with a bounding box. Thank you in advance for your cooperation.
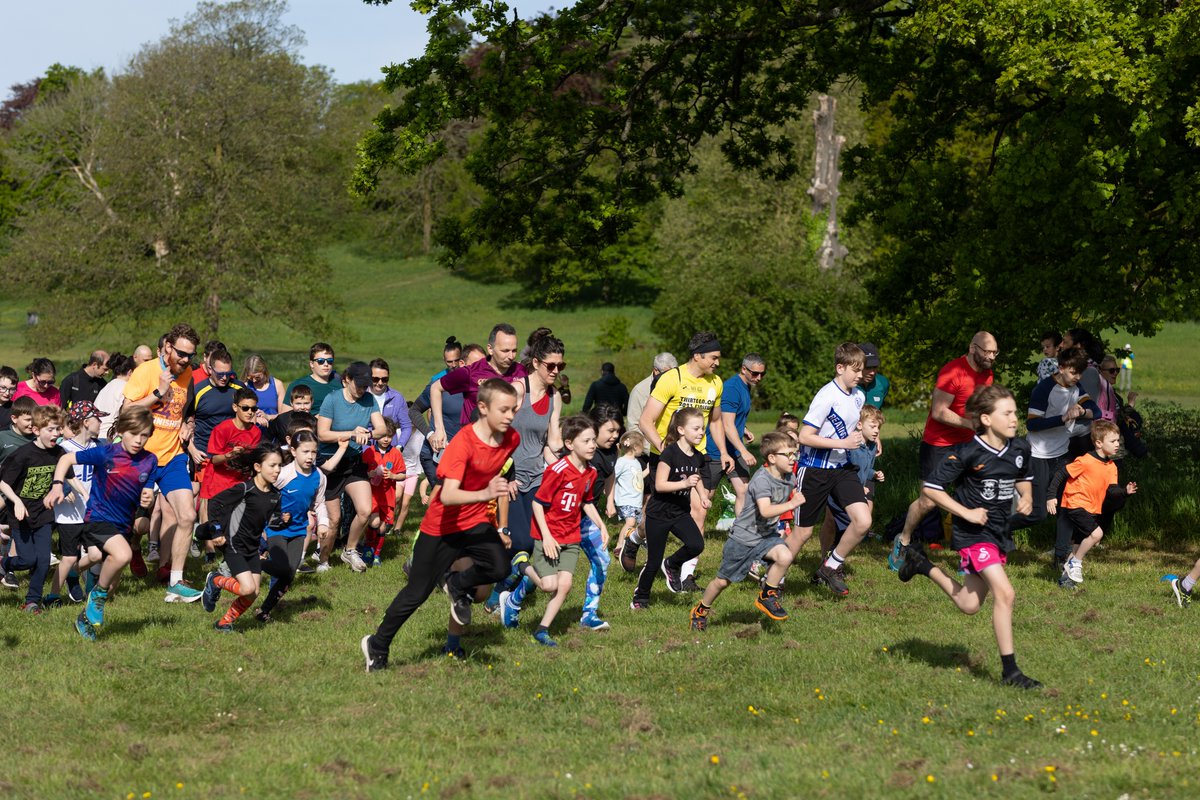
[344,360,371,390]
[858,343,881,369]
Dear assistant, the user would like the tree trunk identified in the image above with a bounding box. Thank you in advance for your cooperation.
[808,94,848,269]
[204,289,220,338]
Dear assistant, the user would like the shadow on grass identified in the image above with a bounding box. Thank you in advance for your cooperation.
[103,616,178,637]
[266,594,333,623]
[888,638,991,679]
[416,625,508,663]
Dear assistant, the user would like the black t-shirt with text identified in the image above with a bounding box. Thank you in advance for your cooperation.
[646,441,703,520]
[0,442,70,529]
[923,435,1033,552]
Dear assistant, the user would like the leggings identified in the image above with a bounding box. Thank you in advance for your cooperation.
[579,516,610,620]
[634,512,704,601]
[259,535,305,615]
[4,523,52,605]
[370,523,508,654]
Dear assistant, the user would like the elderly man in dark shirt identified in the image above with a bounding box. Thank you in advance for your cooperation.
[58,350,109,409]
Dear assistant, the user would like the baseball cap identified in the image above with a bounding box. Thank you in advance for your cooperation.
[858,343,881,369]
[343,361,371,390]
[68,401,107,422]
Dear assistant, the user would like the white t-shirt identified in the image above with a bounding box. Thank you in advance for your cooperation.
[94,377,128,441]
[55,438,98,524]
[613,455,644,508]
[799,379,864,469]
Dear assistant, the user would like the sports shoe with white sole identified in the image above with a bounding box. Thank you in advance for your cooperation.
[164,580,203,603]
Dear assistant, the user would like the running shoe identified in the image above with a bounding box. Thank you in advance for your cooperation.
[0,571,18,590]
[899,547,932,583]
[129,550,148,578]
[42,594,62,608]
[1001,671,1043,690]
[164,580,203,603]
[340,549,367,573]
[630,598,650,611]
[145,544,160,563]
[754,588,788,621]
[747,561,765,582]
[315,562,332,574]
[888,537,906,572]
[1065,558,1084,584]
[84,588,107,627]
[442,644,467,660]
[444,577,472,626]
[619,537,640,573]
[690,603,709,632]
[296,562,316,575]
[680,575,701,593]
[202,572,220,613]
[579,614,610,631]
[49,553,60,567]
[67,584,84,603]
[19,602,41,614]
[1170,578,1193,609]
[533,629,558,647]
[499,590,520,629]
[213,620,236,633]
[254,609,272,624]
[1058,574,1079,590]
[661,561,683,593]
[814,564,849,596]
[189,540,201,558]
[75,611,96,641]
[372,555,382,568]
[362,635,388,672]
[155,565,171,585]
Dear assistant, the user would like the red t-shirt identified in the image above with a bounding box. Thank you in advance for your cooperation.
[200,421,262,499]
[922,356,994,447]
[420,424,520,536]
[363,444,405,514]
[439,359,528,426]
[532,457,597,545]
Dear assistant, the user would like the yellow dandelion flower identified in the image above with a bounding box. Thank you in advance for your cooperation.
[710,755,720,765]
[926,775,935,783]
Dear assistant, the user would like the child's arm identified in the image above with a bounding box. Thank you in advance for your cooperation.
[0,480,25,520]
[1014,478,1033,517]
[798,422,864,452]
[653,460,699,494]
[692,484,710,510]
[603,475,616,518]
[531,502,558,559]
[42,451,80,508]
[1045,463,1071,515]
[920,485,988,526]
[583,502,607,547]
[319,438,351,473]
[756,492,805,519]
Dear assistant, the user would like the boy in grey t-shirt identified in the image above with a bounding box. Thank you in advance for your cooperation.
[689,432,806,630]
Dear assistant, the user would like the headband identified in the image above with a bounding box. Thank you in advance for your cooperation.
[690,339,721,355]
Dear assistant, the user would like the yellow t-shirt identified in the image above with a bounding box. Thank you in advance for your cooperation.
[648,367,723,455]
[124,358,193,466]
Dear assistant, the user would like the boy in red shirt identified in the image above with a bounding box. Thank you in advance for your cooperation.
[1047,419,1137,588]
[199,387,263,504]
[362,418,406,565]
[499,415,604,646]
[361,378,520,672]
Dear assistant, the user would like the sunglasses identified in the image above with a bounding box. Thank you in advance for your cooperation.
[372,376,389,384]
[213,370,236,379]
[747,369,766,377]
[172,347,196,362]
[312,357,334,365]
[237,404,259,412]
[540,361,566,372]
[1102,368,1119,375]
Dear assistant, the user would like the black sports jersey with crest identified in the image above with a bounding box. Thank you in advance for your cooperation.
[923,435,1033,552]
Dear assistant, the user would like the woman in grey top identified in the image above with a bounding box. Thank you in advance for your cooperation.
[505,330,565,555]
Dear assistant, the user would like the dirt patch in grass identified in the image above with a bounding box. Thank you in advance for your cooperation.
[733,624,761,639]
[1136,604,1164,617]
[487,775,517,789]
[442,773,474,798]
[317,757,365,784]
[887,772,916,789]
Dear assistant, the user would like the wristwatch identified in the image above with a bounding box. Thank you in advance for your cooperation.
[152,388,164,400]
[499,527,512,537]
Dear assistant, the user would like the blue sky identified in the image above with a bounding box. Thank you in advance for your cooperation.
[2,0,556,93]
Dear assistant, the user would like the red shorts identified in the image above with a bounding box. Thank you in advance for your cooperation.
[959,542,1007,575]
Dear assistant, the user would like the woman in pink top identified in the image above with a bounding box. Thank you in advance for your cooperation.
[13,358,61,406]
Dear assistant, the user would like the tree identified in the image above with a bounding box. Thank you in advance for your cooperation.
[1,0,340,348]
[358,0,1200,372]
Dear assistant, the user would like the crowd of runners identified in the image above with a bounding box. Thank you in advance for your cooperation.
[0,321,1176,688]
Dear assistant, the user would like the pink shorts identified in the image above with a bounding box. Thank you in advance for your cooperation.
[959,542,1007,575]
[401,472,418,498]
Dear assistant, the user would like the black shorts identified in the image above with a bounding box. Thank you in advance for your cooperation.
[57,522,86,558]
[919,442,956,481]
[645,453,659,495]
[700,456,750,490]
[224,541,264,576]
[81,521,128,549]
[1063,507,1101,543]
[323,453,370,501]
[794,465,867,528]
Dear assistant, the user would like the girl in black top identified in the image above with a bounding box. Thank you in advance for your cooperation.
[903,385,1042,690]
[632,408,708,607]
[201,445,290,632]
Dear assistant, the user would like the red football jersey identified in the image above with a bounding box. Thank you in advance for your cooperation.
[532,456,597,545]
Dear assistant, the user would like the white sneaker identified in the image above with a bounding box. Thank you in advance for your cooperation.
[1065,558,1083,584]
[49,553,60,567]
[340,549,367,573]
[315,562,332,573]
[145,546,160,563]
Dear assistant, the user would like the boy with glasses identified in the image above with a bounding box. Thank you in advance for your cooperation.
[0,366,18,431]
[285,343,338,411]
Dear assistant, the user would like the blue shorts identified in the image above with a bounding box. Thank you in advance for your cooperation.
[152,453,193,496]
[617,505,643,523]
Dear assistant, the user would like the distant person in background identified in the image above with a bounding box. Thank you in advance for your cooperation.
[14,358,60,407]
[707,353,765,515]
[0,366,17,431]
[242,354,287,426]
[59,350,109,409]
[857,343,890,409]
[132,345,155,366]
[286,342,339,410]
[1119,344,1134,392]
[94,353,135,440]
[190,340,227,385]
[1036,331,1063,381]
[582,362,629,413]
[626,352,678,433]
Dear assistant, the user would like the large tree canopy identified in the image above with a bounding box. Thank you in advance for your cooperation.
[358,0,1200,372]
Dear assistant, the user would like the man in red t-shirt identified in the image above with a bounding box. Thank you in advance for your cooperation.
[891,332,997,565]
[361,378,521,672]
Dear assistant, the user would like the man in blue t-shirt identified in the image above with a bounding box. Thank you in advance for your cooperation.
[703,353,765,514]
[856,343,890,409]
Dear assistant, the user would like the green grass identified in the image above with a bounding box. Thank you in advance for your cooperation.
[4,430,1199,799]
[1112,322,1197,408]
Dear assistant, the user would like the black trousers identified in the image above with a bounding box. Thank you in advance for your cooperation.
[634,513,705,601]
[259,535,305,614]
[369,523,508,653]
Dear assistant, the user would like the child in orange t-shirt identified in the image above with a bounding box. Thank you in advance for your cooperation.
[362,419,406,566]
[1047,420,1137,588]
